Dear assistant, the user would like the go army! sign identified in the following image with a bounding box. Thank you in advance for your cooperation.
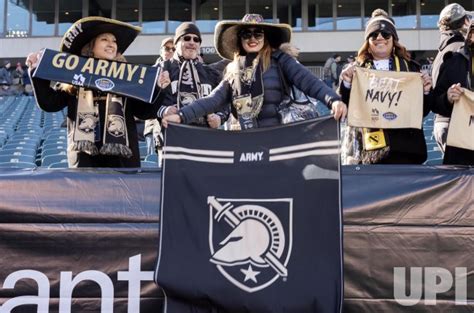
[33,49,159,103]
[348,66,423,129]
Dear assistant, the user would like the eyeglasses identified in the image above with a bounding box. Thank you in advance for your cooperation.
[369,31,392,40]
[182,35,201,43]
[239,29,264,41]
[163,46,176,52]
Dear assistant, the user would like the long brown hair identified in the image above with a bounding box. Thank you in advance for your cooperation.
[60,34,126,94]
[356,38,411,65]
[224,37,273,87]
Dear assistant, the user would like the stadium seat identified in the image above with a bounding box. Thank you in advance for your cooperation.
[10,134,42,141]
[17,129,42,136]
[427,150,443,160]
[45,133,67,141]
[42,140,67,147]
[139,143,147,159]
[41,149,67,160]
[41,143,67,151]
[424,158,443,166]
[5,138,40,147]
[0,148,36,157]
[42,154,68,167]
[0,161,36,169]
[48,160,69,168]
[0,155,36,164]
[141,161,158,168]
[2,143,38,151]
[145,154,158,163]
[426,142,438,151]
[423,129,433,137]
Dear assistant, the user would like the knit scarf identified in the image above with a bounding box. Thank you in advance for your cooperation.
[73,88,132,158]
[230,53,264,129]
[174,57,209,126]
[177,58,202,107]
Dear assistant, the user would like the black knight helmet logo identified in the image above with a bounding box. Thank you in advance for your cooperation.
[77,112,98,134]
[107,115,125,137]
[208,196,293,293]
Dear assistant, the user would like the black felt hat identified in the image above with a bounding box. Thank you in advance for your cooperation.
[60,16,141,55]
[214,14,292,60]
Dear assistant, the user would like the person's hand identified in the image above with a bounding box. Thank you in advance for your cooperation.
[25,50,44,70]
[447,83,463,104]
[331,101,348,121]
[158,70,171,88]
[162,114,181,128]
[207,114,221,129]
[340,63,356,84]
[163,105,178,116]
[421,72,432,94]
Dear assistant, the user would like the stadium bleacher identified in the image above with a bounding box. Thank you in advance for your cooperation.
[422,112,443,165]
[0,95,445,168]
[0,95,158,168]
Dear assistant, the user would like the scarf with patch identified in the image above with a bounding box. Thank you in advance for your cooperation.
[342,55,409,164]
[229,53,264,129]
[175,56,208,125]
[73,88,132,158]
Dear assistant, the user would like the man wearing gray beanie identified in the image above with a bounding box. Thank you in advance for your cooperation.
[156,22,229,129]
[431,3,472,155]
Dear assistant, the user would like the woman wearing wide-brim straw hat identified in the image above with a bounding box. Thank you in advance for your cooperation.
[26,17,163,168]
[162,14,347,130]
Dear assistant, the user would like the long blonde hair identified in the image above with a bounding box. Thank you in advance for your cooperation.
[60,35,126,94]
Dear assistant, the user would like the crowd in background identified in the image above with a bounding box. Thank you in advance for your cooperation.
[0,60,32,96]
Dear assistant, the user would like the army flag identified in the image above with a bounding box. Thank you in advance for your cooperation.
[155,117,343,313]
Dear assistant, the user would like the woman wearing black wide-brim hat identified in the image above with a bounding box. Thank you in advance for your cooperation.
[162,14,347,130]
[26,17,162,168]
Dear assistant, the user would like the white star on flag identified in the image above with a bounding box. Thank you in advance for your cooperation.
[240,264,260,283]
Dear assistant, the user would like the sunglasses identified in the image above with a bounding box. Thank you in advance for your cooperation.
[182,35,201,43]
[163,46,176,52]
[239,29,264,41]
[369,31,392,40]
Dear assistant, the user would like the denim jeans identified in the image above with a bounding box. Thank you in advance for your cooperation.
[145,134,156,155]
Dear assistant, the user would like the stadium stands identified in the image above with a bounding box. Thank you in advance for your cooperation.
[0,95,447,168]
[0,95,158,168]
[422,112,443,164]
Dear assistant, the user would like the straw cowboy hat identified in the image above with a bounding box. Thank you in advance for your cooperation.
[60,16,141,55]
[214,14,292,60]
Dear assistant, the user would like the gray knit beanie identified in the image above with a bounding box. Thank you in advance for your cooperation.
[365,9,398,41]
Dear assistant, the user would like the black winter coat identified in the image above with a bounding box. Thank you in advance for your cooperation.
[432,50,474,165]
[180,50,340,127]
[157,57,229,126]
[339,58,432,164]
[432,30,465,126]
[31,75,161,168]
